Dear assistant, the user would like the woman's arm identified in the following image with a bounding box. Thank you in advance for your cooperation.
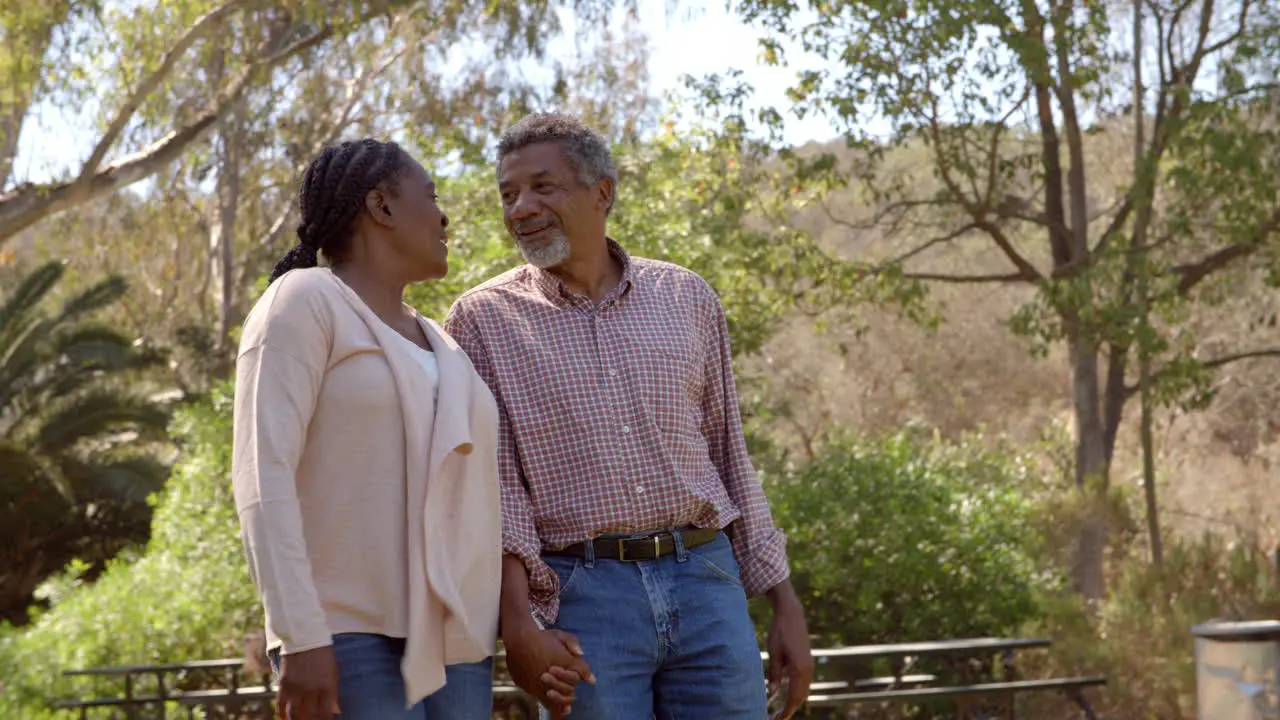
[231,273,334,654]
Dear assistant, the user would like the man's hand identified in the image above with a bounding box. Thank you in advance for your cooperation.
[276,645,340,720]
[504,624,595,719]
[765,580,814,720]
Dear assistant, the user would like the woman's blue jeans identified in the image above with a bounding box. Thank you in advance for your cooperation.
[271,633,492,719]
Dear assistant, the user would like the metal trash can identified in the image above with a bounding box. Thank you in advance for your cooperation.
[1192,620,1280,719]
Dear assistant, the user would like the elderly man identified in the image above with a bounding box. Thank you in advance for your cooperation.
[444,113,813,719]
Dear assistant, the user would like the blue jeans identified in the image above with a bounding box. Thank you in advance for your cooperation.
[271,633,492,719]
[540,531,768,719]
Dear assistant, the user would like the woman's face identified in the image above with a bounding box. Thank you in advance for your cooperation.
[383,159,450,281]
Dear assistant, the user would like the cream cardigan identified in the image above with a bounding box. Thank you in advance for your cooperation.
[231,268,500,706]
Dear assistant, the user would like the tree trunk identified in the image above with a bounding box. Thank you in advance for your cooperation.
[1069,325,1110,602]
[206,40,243,378]
[214,114,243,355]
[1132,0,1163,568]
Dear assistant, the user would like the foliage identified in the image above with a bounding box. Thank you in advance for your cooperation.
[753,427,1045,647]
[723,0,1280,597]
[1023,533,1280,719]
[0,383,256,720]
[19,0,655,394]
[410,113,922,360]
[0,260,172,625]
[0,0,648,244]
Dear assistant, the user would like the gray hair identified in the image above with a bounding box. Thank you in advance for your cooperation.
[497,113,617,210]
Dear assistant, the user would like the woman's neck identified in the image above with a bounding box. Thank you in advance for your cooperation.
[332,264,408,326]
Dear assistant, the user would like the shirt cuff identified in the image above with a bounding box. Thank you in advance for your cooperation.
[736,527,791,597]
[506,540,562,626]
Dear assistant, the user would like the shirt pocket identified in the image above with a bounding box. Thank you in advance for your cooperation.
[628,345,704,435]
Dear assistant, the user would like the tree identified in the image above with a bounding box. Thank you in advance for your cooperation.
[0,260,172,625]
[0,0,639,249]
[16,0,649,391]
[730,0,1280,598]
[0,0,339,244]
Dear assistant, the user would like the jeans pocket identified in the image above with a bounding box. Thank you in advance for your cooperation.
[543,556,583,598]
[689,535,744,589]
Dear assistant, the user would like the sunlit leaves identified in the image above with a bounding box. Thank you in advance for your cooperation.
[757,427,1043,646]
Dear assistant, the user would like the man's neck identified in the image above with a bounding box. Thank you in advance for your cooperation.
[547,237,622,303]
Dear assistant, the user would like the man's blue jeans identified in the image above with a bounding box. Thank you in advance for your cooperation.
[271,633,492,719]
[540,531,769,719]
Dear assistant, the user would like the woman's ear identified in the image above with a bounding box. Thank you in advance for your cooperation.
[364,188,395,228]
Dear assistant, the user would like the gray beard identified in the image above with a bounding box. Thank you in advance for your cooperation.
[518,229,572,269]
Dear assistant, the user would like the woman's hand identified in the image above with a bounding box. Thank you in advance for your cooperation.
[276,645,341,720]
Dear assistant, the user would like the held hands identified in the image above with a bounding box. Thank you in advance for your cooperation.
[504,625,596,719]
[276,645,341,720]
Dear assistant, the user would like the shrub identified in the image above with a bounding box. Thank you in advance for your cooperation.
[0,382,257,719]
[755,427,1045,646]
[1024,532,1280,719]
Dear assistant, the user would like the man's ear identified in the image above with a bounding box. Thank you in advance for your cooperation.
[364,188,395,228]
[596,177,615,214]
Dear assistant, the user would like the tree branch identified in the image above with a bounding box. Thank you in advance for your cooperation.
[899,271,1030,284]
[924,91,1044,282]
[1128,347,1280,398]
[75,0,249,188]
[1202,0,1252,57]
[1174,208,1280,295]
[883,223,979,266]
[0,23,332,246]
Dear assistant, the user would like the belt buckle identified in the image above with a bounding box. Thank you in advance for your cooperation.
[617,534,664,562]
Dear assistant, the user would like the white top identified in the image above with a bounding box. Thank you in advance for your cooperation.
[391,330,439,396]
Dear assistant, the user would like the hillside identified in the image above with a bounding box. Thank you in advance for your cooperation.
[747,132,1280,547]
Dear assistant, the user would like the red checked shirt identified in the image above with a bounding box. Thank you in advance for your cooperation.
[444,239,790,625]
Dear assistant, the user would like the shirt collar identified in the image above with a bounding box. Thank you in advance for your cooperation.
[532,237,635,308]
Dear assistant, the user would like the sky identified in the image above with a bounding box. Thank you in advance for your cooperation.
[11,2,841,187]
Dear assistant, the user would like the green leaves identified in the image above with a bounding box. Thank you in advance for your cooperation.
[0,384,257,720]
[757,427,1043,646]
[0,261,172,627]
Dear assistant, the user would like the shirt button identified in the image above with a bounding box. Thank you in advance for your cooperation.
[609,368,619,377]
[635,485,645,494]
[621,424,631,434]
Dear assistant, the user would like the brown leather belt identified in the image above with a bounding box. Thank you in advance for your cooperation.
[544,527,720,562]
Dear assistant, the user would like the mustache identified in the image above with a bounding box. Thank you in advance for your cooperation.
[514,220,556,234]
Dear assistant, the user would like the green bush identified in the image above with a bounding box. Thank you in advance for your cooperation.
[755,427,1045,646]
[0,382,257,719]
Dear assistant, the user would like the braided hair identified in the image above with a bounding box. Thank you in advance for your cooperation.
[269,138,412,284]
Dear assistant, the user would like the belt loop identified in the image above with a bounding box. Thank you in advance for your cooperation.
[584,536,597,568]
[672,528,689,562]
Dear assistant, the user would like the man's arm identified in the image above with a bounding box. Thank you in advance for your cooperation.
[696,285,814,719]
[443,301,561,626]
[696,288,790,595]
[444,301,592,717]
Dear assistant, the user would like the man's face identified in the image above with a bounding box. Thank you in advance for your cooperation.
[497,141,607,269]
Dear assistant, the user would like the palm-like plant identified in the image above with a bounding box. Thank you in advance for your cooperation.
[0,260,172,625]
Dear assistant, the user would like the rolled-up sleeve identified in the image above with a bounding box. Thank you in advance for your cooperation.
[698,289,790,597]
[231,276,333,653]
[445,301,561,625]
